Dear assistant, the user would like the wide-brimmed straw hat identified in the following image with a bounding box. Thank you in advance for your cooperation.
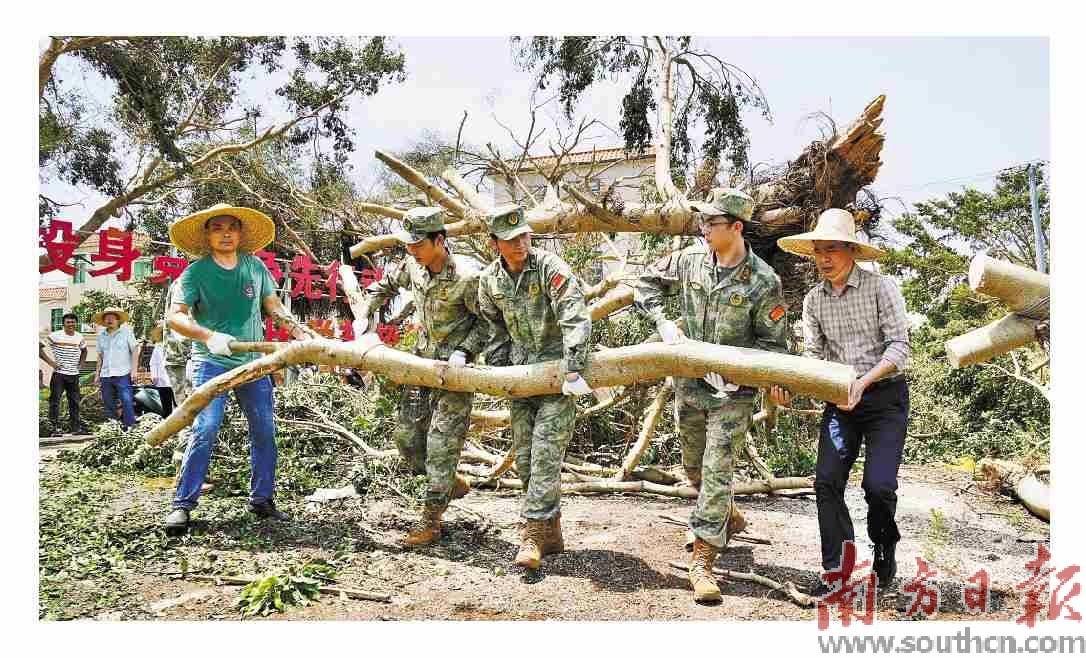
[168,203,275,257]
[93,306,130,326]
[777,208,885,261]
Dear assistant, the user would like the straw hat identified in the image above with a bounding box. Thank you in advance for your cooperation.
[168,203,275,257]
[777,208,885,261]
[93,306,130,326]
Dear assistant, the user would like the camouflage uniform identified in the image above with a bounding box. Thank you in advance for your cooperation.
[634,190,789,550]
[358,208,490,507]
[477,207,592,521]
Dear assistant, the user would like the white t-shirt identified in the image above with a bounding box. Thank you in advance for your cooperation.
[46,330,86,375]
[149,344,171,388]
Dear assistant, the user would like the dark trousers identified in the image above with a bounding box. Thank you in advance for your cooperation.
[815,378,909,572]
[49,372,81,430]
[156,386,175,417]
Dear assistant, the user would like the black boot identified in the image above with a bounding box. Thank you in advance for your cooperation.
[249,499,290,521]
[874,541,898,589]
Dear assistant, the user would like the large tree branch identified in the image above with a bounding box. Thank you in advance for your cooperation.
[39,36,134,99]
[144,336,854,446]
[40,84,356,270]
[374,150,467,218]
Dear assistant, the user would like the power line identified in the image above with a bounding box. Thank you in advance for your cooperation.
[881,158,1048,195]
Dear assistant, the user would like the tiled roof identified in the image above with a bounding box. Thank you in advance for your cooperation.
[74,229,152,254]
[39,287,66,302]
[506,146,655,173]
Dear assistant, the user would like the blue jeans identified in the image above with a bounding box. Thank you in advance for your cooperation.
[100,374,136,429]
[173,360,277,511]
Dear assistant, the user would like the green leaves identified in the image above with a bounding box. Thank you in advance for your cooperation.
[235,560,335,617]
[513,36,770,174]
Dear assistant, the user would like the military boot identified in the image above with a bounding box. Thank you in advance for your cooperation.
[690,538,722,603]
[514,519,548,569]
[403,504,445,547]
[541,512,564,556]
[450,474,471,500]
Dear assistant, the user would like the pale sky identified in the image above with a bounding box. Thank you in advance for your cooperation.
[39,36,1049,284]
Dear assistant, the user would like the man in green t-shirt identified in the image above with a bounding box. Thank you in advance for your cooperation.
[162,203,317,535]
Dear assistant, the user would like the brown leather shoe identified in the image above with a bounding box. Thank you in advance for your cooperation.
[403,504,445,547]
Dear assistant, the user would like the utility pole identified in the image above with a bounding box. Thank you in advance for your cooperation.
[1028,163,1046,273]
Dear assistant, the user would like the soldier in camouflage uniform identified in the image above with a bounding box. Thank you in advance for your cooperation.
[355,207,491,546]
[633,188,792,602]
[476,204,594,570]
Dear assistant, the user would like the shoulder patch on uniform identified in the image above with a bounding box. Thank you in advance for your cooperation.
[769,304,786,322]
[550,272,566,290]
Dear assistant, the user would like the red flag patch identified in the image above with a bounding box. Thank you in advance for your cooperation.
[769,305,786,322]
[550,272,567,291]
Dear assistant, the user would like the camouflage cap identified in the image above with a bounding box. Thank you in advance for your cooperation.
[689,187,755,222]
[486,203,532,241]
[395,206,447,245]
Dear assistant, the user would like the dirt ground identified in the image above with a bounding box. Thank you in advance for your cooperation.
[40,443,1049,622]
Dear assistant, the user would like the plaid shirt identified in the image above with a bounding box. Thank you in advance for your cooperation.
[801,265,910,379]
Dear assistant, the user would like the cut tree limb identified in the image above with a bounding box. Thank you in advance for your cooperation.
[945,254,1050,368]
[945,313,1041,369]
[465,475,812,499]
[978,458,1050,522]
[969,253,1050,317]
[374,150,467,218]
[145,337,853,446]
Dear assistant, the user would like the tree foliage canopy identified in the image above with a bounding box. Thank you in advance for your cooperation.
[39,36,406,223]
[881,163,1050,463]
[511,36,770,178]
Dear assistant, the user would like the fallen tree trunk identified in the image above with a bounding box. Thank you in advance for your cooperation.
[978,458,1050,522]
[145,337,853,446]
[350,97,887,262]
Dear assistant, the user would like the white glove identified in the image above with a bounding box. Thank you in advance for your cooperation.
[703,372,740,399]
[448,350,468,367]
[561,374,594,397]
[206,332,235,356]
[352,316,369,337]
[658,320,684,344]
